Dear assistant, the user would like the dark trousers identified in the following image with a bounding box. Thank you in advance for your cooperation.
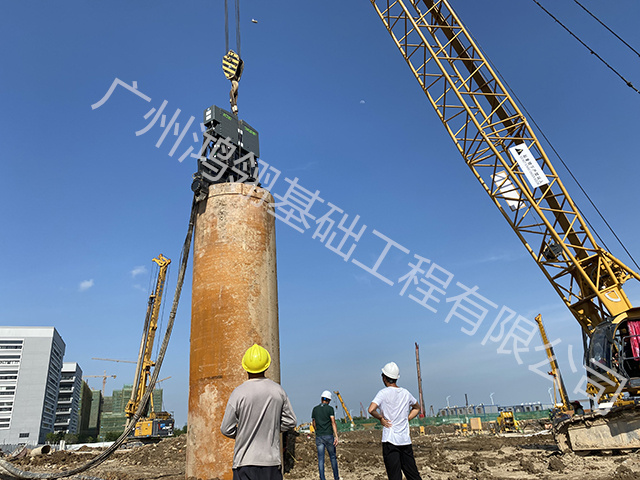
[382,442,422,480]
[232,465,282,480]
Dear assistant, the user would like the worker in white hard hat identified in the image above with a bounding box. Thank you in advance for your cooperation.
[368,362,422,480]
[221,344,297,480]
[311,390,341,480]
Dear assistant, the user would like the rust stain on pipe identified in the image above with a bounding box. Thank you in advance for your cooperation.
[186,183,280,480]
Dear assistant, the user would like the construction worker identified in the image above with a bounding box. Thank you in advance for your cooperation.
[368,362,422,480]
[221,344,297,480]
[311,390,340,480]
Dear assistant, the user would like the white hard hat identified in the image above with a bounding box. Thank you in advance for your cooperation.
[321,390,332,400]
[382,362,400,379]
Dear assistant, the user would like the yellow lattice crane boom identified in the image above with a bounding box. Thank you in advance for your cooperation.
[333,391,355,427]
[370,0,640,451]
[125,254,174,438]
[535,314,570,411]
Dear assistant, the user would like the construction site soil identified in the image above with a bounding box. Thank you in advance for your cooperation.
[8,428,640,480]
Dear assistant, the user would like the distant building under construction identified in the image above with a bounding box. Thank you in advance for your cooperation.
[99,385,164,439]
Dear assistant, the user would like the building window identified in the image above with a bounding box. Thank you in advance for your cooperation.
[18,433,29,438]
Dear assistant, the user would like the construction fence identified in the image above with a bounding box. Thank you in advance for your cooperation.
[334,410,551,432]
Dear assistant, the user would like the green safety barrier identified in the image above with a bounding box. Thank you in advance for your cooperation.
[332,410,552,432]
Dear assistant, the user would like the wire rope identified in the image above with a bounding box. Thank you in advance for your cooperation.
[531,0,639,95]
[155,263,171,361]
[235,0,241,57]
[146,262,155,298]
[224,0,241,56]
[224,0,229,54]
[573,0,640,59]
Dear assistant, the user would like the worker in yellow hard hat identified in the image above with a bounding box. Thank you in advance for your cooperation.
[241,343,271,374]
[221,344,297,479]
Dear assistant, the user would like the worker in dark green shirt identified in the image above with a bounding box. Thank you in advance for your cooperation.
[311,390,341,480]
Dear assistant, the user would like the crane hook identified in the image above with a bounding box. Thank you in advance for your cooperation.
[222,49,244,115]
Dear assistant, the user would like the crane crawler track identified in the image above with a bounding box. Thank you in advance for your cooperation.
[553,404,640,453]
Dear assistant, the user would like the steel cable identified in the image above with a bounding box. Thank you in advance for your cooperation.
[0,197,197,479]
[224,0,241,56]
[224,0,229,54]
[531,0,639,95]
[573,0,640,59]
[235,0,241,57]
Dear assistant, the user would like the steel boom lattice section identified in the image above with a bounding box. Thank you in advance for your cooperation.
[369,0,640,333]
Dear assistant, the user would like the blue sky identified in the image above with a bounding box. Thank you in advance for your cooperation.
[1,1,640,427]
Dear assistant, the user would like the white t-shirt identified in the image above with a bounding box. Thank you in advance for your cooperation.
[372,386,417,445]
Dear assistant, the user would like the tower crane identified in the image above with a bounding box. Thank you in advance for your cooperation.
[92,357,136,364]
[370,0,640,451]
[125,254,174,439]
[83,371,116,395]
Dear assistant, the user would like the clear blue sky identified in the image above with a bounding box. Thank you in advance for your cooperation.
[1,1,639,427]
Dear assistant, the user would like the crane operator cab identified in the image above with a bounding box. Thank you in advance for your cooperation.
[588,308,640,396]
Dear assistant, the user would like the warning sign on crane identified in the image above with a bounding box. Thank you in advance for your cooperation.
[508,143,549,189]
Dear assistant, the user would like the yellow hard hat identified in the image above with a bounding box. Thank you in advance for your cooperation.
[242,344,271,373]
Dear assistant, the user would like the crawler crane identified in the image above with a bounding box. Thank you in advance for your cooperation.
[125,254,175,439]
[370,0,640,451]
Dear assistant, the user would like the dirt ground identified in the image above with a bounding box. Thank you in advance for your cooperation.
[7,427,640,480]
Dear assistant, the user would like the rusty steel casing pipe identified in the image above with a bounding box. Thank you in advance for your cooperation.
[186,183,280,480]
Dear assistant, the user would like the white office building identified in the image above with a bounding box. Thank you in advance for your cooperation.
[55,362,82,435]
[0,327,65,445]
